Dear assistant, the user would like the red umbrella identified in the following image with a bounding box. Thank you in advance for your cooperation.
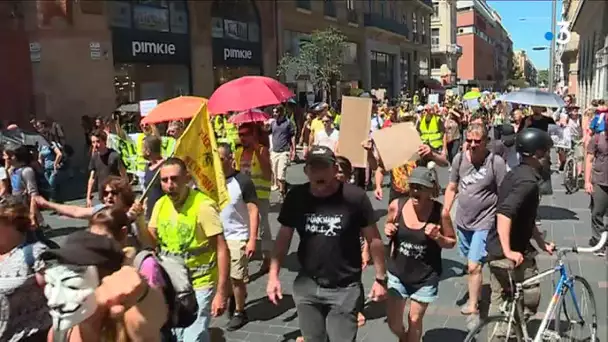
[140,96,207,124]
[208,76,294,114]
[228,109,271,125]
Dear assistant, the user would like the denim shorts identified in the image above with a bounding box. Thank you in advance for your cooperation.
[387,272,438,303]
[456,227,489,264]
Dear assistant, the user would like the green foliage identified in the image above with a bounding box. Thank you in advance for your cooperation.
[537,69,549,85]
[349,88,364,97]
[277,27,347,99]
[506,78,529,88]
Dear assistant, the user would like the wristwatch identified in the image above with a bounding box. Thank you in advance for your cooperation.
[375,277,388,287]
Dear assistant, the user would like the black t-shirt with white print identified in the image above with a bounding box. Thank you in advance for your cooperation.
[278,182,376,287]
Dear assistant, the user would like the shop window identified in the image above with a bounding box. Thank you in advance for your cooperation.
[115,63,190,105]
[133,5,169,32]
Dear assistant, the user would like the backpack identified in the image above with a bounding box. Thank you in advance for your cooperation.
[133,250,198,328]
[11,166,52,200]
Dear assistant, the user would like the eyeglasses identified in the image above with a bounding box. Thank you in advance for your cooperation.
[102,189,118,197]
[322,120,331,124]
[466,138,483,145]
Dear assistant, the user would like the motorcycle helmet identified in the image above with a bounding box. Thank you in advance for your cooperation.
[515,127,553,156]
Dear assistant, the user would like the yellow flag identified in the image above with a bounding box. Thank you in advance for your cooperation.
[174,103,230,209]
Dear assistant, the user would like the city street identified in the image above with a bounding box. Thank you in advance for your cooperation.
[44,164,608,342]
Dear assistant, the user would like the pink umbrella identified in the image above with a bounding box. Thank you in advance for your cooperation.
[208,76,294,114]
[228,109,271,125]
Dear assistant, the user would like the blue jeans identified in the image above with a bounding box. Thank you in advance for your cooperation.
[174,286,215,342]
[44,168,64,202]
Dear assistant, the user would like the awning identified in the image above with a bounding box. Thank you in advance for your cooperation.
[422,78,445,93]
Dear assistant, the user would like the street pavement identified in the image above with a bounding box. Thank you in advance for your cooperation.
[44,163,608,342]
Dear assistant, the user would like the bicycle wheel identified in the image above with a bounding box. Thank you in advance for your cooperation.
[464,315,524,342]
[554,276,598,341]
[563,158,577,194]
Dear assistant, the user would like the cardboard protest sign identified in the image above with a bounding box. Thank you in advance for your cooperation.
[337,96,372,168]
[371,122,422,170]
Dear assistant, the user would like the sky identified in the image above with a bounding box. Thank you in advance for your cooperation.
[488,0,563,70]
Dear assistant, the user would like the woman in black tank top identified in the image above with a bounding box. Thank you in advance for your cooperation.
[384,167,456,342]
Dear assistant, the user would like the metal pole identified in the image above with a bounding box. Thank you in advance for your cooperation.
[548,0,557,92]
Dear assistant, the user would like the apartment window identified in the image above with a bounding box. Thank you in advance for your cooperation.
[346,0,355,10]
[431,28,440,48]
[432,4,438,18]
[421,15,426,35]
[431,57,442,69]
[458,26,473,35]
[412,12,417,32]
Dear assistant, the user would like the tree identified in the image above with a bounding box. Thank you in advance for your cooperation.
[277,27,347,103]
[537,69,549,86]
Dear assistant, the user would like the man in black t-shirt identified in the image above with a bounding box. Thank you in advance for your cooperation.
[485,128,555,321]
[85,130,126,207]
[266,145,387,342]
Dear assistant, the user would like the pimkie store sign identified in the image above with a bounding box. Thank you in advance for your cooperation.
[112,28,190,64]
[212,38,261,67]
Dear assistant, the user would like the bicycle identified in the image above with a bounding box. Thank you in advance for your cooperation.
[464,231,607,342]
[562,141,583,194]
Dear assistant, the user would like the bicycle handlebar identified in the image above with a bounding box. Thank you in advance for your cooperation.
[556,231,608,255]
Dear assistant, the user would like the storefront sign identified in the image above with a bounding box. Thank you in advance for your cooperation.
[89,42,101,60]
[112,28,190,64]
[212,38,261,67]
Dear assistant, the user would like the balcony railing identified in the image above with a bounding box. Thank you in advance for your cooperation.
[347,9,358,23]
[363,13,409,37]
[431,44,441,53]
[324,1,336,17]
[296,0,311,11]
[418,0,433,8]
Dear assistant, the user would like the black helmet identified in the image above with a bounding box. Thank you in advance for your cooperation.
[516,128,553,156]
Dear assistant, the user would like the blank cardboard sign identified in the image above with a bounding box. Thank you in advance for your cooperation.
[337,96,372,168]
[371,122,422,170]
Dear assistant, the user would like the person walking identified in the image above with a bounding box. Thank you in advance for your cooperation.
[312,113,340,153]
[584,123,608,257]
[235,123,273,274]
[443,123,507,327]
[269,106,295,200]
[485,128,555,323]
[384,167,456,342]
[217,143,260,330]
[148,158,230,341]
[85,130,127,207]
[266,146,387,342]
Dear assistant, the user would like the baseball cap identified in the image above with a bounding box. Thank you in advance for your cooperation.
[41,230,125,272]
[306,145,336,166]
[501,123,516,147]
[408,167,436,189]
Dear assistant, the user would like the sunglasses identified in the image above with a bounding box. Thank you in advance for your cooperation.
[102,189,118,197]
[322,120,331,124]
[466,138,484,145]
[160,176,180,183]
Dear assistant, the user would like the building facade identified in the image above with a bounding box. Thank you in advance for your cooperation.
[570,0,608,106]
[0,1,33,127]
[456,0,501,90]
[491,10,513,90]
[430,0,461,86]
[6,0,277,158]
[514,50,538,87]
[277,0,365,103]
[557,0,579,97]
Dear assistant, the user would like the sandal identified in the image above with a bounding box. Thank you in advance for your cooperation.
[460,304,479,315]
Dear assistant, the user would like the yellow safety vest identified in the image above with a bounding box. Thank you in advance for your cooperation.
[154,190,218,289]
[235,146,271,199]
[225,122,239,150]
[419,116,443,149]
[161,136,176,157]
[213,116,226,139]
[135,133,148,173]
